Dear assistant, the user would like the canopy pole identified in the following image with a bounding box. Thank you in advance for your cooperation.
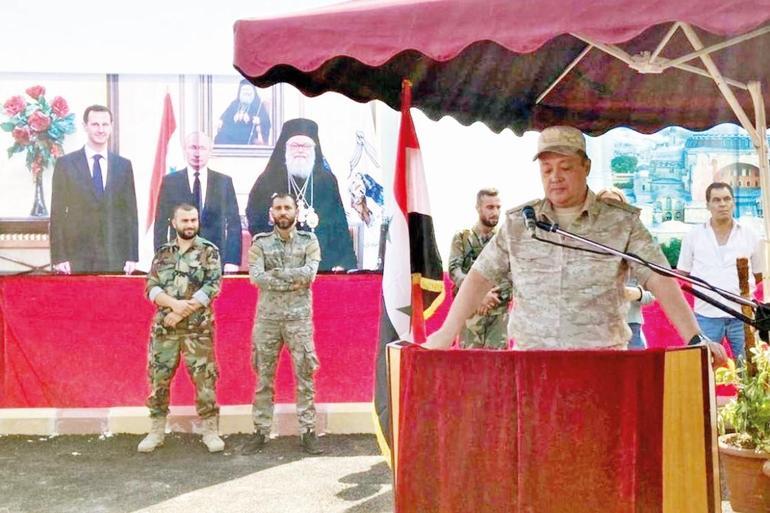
[670,61,749,90]
[536,44,593,104]
[663,25,770,70]
[680,23,758,141]
[650,22,681,62]
[572,35,635,66]
[748,81,770,302]
[575,34,748,90]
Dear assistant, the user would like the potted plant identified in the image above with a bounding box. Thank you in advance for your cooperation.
[716,344,770,513]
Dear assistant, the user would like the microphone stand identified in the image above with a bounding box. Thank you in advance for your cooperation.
[531,218,770,341]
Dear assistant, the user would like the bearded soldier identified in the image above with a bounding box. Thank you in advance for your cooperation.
[448,188,512,349]
[242,193,323,455]
[245,118,356,271]
[138,203,224,453]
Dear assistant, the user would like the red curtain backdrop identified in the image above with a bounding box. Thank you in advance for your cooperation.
[0,275,732,408]
[0,275,404,408]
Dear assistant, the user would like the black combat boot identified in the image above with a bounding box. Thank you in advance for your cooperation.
[301,430,324,455]
[241,432,268,455]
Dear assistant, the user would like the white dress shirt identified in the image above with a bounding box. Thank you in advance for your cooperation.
[678,219,764,318]
[186,166,208,208]
[84,145,108,189]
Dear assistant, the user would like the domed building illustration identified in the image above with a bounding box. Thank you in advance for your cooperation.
[648,136,688,223]
[608,124,765,228]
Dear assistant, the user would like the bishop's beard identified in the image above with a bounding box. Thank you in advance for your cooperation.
[286,148,316,180]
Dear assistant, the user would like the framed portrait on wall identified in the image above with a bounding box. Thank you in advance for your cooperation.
[204,75,282,157]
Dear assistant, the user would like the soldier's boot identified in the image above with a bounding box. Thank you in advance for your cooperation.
[300,430,324,455]
[137,417,166,453]
[201,416,225,453]
[241,431,268,455]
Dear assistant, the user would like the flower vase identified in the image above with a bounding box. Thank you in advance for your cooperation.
[29,171,48,217]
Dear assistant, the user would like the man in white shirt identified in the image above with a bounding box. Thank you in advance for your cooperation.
[677,182,764,363]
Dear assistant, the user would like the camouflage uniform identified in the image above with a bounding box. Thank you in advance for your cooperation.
[449,224,512,349]
[473,190,669,349]
[145,236,222,419]
[249,227,321,435]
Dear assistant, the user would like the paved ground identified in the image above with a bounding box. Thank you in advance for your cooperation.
[0,432,739,513]
[0,433,393,513]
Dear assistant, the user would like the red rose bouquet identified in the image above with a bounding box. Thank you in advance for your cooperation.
[2,85,76,178]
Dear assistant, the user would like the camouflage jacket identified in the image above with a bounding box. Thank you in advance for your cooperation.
[248,227,321,320]
[448,223,512,315]
[146,236,222,333]
[473,190,669,349]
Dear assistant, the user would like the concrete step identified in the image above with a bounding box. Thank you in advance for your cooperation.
[0,402,376,436]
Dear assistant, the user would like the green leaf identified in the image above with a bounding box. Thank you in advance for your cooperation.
[0,122,16,131]
[55,117,75,137]
[48,125,62,139]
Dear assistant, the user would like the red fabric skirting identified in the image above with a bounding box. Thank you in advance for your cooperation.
[393,347,716,513]
[0,274,730,407]
[0,275,403,408]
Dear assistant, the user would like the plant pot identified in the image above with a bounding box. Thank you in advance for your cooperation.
[719,435,770,513]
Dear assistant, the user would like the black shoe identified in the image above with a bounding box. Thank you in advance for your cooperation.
[242,432,268,455]
[301,430,324,455]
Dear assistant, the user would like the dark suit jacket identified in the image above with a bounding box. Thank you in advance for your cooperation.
[153,168,242,265]
[50,147,138,273]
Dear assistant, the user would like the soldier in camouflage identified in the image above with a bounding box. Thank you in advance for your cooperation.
[242,193,324,455]
[138,203,225,453]
[425,126,728,367]
[449,188,512,349]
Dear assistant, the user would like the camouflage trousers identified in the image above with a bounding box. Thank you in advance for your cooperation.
[460,312,509,350]
[146,327,219,419]
[252,317,320,434]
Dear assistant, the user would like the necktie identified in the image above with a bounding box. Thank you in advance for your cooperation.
[92,154,104,198]
[193,171,202,212]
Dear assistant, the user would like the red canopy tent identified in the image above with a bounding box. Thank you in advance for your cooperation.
[233,0,770,266]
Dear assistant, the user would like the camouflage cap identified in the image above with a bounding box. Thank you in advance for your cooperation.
[533,126,586,161]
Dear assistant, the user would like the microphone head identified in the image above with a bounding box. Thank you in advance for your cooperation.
[522,206,536,222]
[522,205,537,236]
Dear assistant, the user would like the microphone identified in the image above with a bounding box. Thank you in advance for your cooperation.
[522,206,537,237]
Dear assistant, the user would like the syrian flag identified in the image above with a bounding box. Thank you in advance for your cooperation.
[373,80,445,464]
[145,93,177,232]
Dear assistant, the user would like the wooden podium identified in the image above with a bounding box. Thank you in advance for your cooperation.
[387,345,721,513]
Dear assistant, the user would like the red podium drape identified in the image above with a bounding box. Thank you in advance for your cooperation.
[391,346,718,513]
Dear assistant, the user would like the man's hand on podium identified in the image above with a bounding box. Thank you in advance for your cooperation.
[689,332,728,368]
[704,341,728,368]
[423,329,454,350]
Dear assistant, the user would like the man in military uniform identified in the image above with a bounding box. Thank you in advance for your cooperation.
[138,203,224,453]
[425,126,727,366]
[242,193,323,455]
[448,188,512,349]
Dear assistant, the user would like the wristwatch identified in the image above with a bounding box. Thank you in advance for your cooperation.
[688,332,713,346]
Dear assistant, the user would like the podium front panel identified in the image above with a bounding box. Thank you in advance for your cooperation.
[388,346,719,513]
